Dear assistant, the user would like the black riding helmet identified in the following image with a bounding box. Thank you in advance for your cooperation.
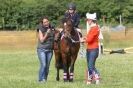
[67,3,76,10]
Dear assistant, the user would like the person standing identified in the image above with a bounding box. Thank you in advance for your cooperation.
[81,13,100,84]
[36,17,55,82]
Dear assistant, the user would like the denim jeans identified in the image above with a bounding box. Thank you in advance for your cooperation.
[37,48,53,81]
[86,48,99,76]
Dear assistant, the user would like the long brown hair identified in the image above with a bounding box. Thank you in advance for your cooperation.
[36,16,49,40]
[39,16,49,24]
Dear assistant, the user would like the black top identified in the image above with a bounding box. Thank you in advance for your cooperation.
[37,23,55,50]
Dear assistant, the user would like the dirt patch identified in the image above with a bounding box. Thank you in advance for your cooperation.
[0,30,132,50]
[0,31,37,50]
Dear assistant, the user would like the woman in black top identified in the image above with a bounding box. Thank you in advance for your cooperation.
[36,17,55,82]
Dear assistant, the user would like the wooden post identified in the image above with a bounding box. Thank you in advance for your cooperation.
[102,16,106,26]
[2,17,5,30]
[120,15,122,25]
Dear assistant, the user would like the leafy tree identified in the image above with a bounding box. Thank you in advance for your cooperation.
[0,0,132,30]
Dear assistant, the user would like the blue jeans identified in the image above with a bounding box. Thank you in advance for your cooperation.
[86,48,99,76]
[37,48,53,81]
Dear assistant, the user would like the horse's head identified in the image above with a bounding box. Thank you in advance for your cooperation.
[63,17,74,38]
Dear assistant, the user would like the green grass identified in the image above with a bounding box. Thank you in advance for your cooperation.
[0,50,133,88]
[0,31,133,88]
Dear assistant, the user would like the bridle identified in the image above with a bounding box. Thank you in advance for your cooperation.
[62,17,81,43]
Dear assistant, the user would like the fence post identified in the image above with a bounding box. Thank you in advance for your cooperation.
[2,17,5,30]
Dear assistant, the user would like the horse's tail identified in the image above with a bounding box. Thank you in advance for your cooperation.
[55,54,63,69]
[54,41,63,69]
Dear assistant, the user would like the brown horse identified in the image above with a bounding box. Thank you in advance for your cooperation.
[54,18,80,82]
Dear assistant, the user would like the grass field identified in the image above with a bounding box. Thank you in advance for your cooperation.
[0,31,133,88]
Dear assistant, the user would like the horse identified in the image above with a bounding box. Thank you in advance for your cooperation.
[54,17,80,82]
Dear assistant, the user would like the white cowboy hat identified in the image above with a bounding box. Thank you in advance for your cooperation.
[86,13,97,20]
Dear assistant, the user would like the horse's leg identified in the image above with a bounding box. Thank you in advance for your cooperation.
[62,54,69,82]
[67,64,70,81]
[69,55,77,82]
[54,49,61,81]
[63,64,68,82]
[56,68,60,81]
[69,64,74,82]
[55,56,60,81]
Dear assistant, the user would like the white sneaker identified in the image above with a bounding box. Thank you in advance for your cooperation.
[86,80,92,85]
[94,74,100,84]
[95,79,100,84]
[38,79,46,83]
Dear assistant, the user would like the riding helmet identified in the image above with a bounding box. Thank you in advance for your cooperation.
[67,3,76,10]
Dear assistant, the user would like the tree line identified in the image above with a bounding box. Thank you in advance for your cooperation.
[0,0,132,30]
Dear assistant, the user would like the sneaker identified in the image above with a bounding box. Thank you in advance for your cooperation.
[95,79,100,84]
[94,74,100,84]
[38,79,46,83]
[86,80,91,85]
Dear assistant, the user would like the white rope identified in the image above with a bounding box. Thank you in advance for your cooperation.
[70,30,81,43]
[70,38,81,43]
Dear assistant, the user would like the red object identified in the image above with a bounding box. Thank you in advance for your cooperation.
[86,25,99,49]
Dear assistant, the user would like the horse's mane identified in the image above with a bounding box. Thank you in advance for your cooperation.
[63,17,74,32]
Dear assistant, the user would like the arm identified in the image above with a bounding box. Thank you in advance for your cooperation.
[74,13,80,27]
[38,29,50,43]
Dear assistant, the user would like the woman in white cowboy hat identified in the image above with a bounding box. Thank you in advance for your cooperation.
[81,12,100,85]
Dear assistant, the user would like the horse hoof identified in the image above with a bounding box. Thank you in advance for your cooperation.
[64,79,68,82]
[69,79,73,82]
[56,77,60,81]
